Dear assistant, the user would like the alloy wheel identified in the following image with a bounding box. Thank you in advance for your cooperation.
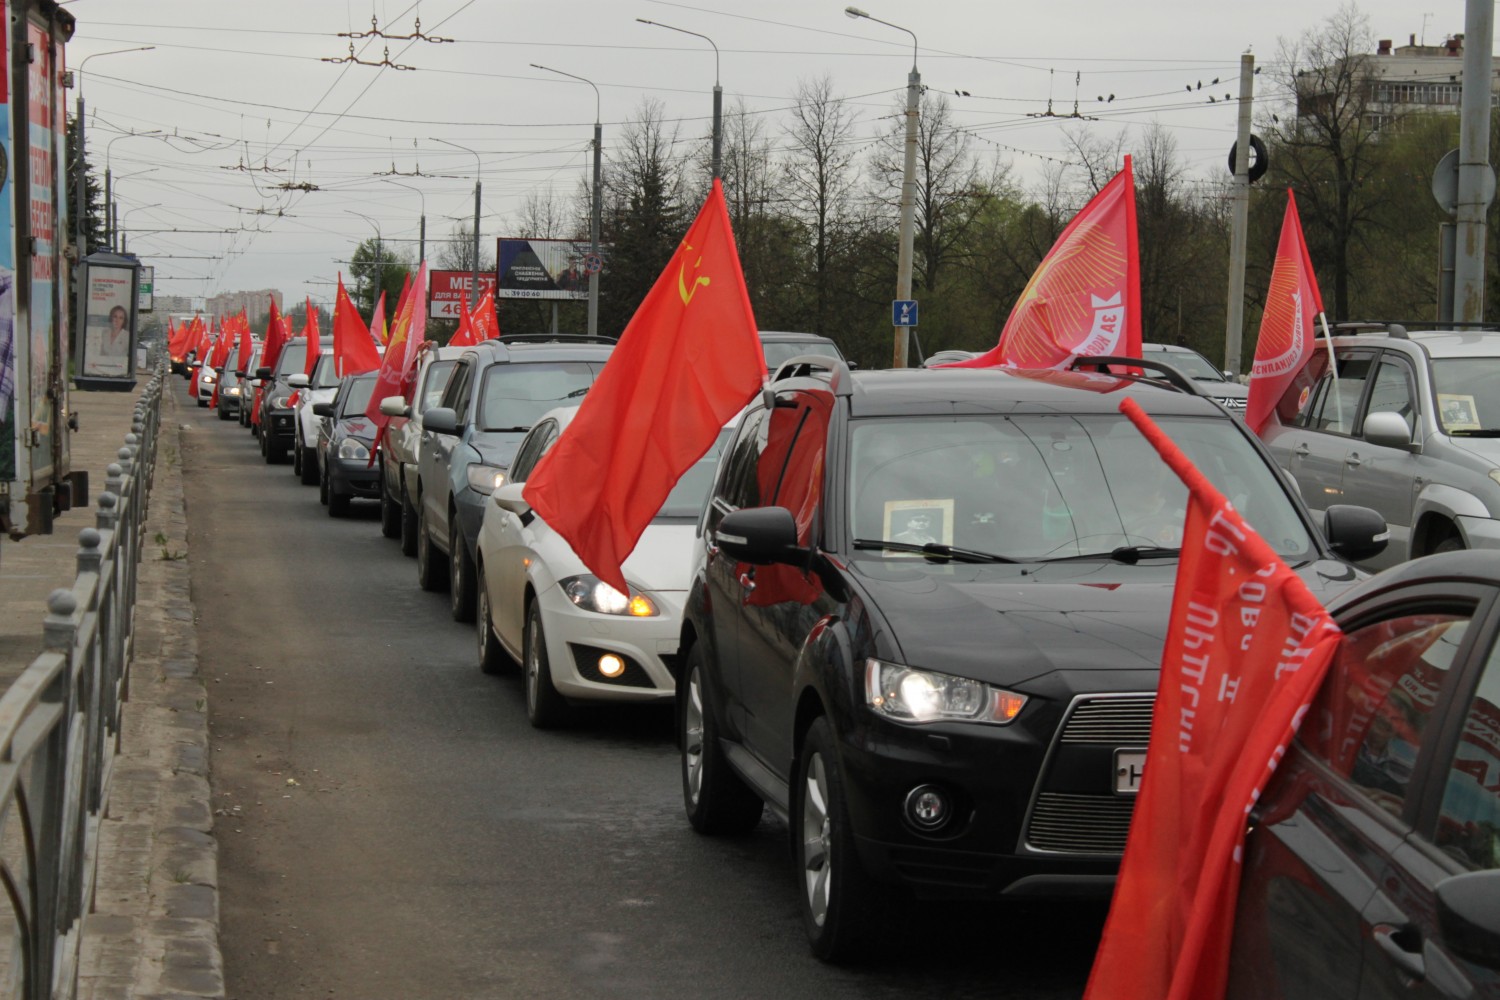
[684,669,706,806]
[800,752,833,928]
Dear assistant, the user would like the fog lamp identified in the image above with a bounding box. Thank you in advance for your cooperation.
[904,784,951,832]
[598,654,625,678]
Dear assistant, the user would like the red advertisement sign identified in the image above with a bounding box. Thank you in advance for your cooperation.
[428,270,497,319]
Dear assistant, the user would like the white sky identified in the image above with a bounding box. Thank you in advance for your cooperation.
[65,0,1466,308]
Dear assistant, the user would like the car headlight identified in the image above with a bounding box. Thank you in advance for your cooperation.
[271,395,292,409]
[1489,470,1500,488]
[560,575,658,616]
[202,372,217,384]
[465,464,506,495]
[864,659,1027,725]
[338,438,370,461]
[226,386,241,396]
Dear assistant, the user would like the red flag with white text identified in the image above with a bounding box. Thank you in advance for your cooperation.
[1246,191,1324,435]
[945,156,1140,370]
[447,304,478,348]
[471,289,499,341]
[522,179,763,596]
[1083,398,1343,1000]
[333,274,383,376]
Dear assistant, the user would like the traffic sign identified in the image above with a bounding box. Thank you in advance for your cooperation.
[892,299,918,327]
[584,253,604,275]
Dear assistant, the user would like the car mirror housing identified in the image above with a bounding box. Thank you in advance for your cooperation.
[378,395,410,419]
[493,481,529,514]
[1323,504,1389,562]
[1436,870,1500,970]
[255,366,272,380]
[423,407,460,436]
[312,402,335,418]
[715,506,802,566]
[1362,410,1415,450]
[287,373,311,389]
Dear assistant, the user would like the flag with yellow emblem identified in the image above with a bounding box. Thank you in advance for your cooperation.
[523,179,763,596]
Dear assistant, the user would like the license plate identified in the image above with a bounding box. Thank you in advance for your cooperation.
[1114,750,1147,795]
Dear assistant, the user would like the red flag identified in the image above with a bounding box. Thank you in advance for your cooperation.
[470,289,499,341]
[947,156,1140,370]
[1084,397,1343,1000]
[447,304,478,347]
[1246,191,1324,435]
[370,291,388,346]
[303,297,321,376]
[237,320,254,375]
[522,179,763,595]
[363,263,429,425]
[262,298,288,373]
[333,274,383,376]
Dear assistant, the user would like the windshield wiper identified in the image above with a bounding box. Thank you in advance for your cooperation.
[852,538,1023,564]
[1448,428,1500,437]
[485,426,530,432]
[1040,545,1182,564]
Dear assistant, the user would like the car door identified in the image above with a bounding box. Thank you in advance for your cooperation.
[1340,355,1420,567]
[491,419,559,655]
[1280,348,1378,518]
[422,358,474,549]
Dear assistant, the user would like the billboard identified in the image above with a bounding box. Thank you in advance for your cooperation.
[428,269,498,320]
[496,238,599,301]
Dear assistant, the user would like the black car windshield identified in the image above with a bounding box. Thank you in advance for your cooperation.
[477,361,598,431]
[764,339,841,370]
[276,343,307,376]
[1141,348,1223,382]
[339,378,377,417]
[1431,358,1500,433]
[658,427,734,518]
[846,413,1316,562]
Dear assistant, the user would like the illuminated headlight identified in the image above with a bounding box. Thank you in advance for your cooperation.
[337,438,370,461]
[560,575,658,616]
[465,464,505,495]
[202,372,217,384]
[271,395,292,409]
[226,386,241,396]
[864,659,1027,724]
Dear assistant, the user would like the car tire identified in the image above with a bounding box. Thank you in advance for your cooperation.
[299,444,319,485]
[380,481,402,539]
[328,482,350,518]
[416,503,449,592]
[793,716,887,964]
[399,487,419,558]
[524,601,569,728]
[1434,533,1465,554]
[680,643,763,835]
[197,398,208,408]
[476,564,511,675]
[268,437,287,464]
[318,458,329,506]
[449,522,477,622]
[217,406,231,421]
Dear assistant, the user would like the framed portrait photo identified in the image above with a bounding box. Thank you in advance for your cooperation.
[882,498,954,549]
[1437,393,1480,432]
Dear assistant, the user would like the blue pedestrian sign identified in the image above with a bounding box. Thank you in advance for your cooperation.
[892,299,919,327]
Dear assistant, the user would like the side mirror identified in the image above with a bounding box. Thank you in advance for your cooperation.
[493,481,530,515]
[255,366,272,380]
[1363,410,1415,450]
[1324,504,1389,562]
[379,395,411,418]
[287,373,310,389]
[423,407,460,436]
[312,402,335,418]
[715,506,801,566]
[1436,870,1500,970]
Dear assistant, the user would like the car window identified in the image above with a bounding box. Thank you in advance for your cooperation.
[1431,358,1500,434]
[1141,348,1222,382]
[763,339,842,371]
[508,419,558,483]
[420,360,457,414]
[339,378,376,417]
[715,408,769,511]
[1301,612,1472,819]
[310,354,339,389]
[846,413,1317,561]
[1366,359,1415,436]
[769,393,832,545]
[1302,352,1374,434]
[1434,635,1500,871]
[476,361,599,432]
[659,427,736,518]
[275,343,308,376]
[440,361,473,418]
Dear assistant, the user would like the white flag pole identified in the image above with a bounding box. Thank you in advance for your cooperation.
[1318,312,1342,429]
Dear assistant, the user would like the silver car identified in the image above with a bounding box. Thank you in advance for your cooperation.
[1140,342,1247,412]
[1261,326,1500,568]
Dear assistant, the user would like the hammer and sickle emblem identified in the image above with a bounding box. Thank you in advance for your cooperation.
[677,242,711,306]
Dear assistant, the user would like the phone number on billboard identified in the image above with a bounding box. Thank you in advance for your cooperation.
[497,290,588,300]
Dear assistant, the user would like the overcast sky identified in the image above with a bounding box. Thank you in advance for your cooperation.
[65,0,1466,308]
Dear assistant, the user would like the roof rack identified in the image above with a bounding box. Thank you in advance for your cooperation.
[769,354,853,396]
[1329,321,1407,339]
[1066,355,1208,397]
[495,333,618,345]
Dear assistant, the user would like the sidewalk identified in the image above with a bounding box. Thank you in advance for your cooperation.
[54,382,224,998]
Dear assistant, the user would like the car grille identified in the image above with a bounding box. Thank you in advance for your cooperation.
[1024,694,1155,856]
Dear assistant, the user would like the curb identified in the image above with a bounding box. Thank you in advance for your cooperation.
[79,390,224,999]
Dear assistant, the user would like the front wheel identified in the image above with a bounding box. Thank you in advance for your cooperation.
[299,443,319,485]
[416,503,449,592]
[794,717,887,963]
[450,522,477,622]
[380,479,402,538]
[399,487,419,558]
[681,644,763,835]
[524,602,568,728]
[1434,534,1465,554]
[476,564,512,675]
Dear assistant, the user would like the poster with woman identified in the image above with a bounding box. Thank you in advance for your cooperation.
[81,264,134,378]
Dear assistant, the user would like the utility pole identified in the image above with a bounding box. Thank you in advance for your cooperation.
[435,138,483,309]
[532,65,602,337]
[1454,0,1494,323]
[1223,52,1254,376]
[637,21,722,179]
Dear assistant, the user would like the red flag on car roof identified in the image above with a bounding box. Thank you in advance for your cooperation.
[363,262,428,426]
[333,274,383,376]
[370,290,388,346]
[303,297,321,376]
[446,302,478,348]
[945,156,1141,370]
[522,178,764,596]
[1245,190,1326,435]
[471,289,499,341]
[1083,397,1342,1000]
[262,297,288,373]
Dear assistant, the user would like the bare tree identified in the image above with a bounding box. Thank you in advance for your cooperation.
[514,189,573,240]
[434,222,495,273]
[782,76,860,334]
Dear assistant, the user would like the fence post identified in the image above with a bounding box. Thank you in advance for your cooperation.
[75,528,102,579]
[43,589,78,653]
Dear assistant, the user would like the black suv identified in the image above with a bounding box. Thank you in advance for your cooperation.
[680,356,1387,961]
[254,336,310,464]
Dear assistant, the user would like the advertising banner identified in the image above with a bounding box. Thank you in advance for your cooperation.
[137,264,154,312]
[428,269,498,319]
[0,0,15,481]
[81,263,135,378]
[496,238,597,301]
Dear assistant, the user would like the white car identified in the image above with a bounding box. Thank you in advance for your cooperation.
[290,349,339,486]
[474,406,735,727]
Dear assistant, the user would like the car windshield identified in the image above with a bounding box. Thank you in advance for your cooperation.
[1431,358,1500,434]
[477,362,598,432]
[276,343,307,376]
[1141,348,1223,382]
[340,378,377,417]
[658,427,734,518]
[421,360,457,413]
[310,354,339,389]
[847,413,1316,562]
[764,339,841,370]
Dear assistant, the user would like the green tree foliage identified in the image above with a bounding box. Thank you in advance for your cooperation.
[348,237,410,320]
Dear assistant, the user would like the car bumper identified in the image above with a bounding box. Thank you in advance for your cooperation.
[217,392,243,413]
[535,584,682,703]
[267,410,296,443]
[330,457,382,498]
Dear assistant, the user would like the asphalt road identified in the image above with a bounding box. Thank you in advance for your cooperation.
[180,394,1104,1000]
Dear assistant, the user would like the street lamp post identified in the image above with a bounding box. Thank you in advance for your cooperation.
[104,130,162,250]
[74,47,154,260]
[434,138,482,309]
[347,210,384,314]
[382,178,426,265]
[636,20,721,180]
[845,6,919,368]
[118,202,161,255]
[531,64,602,338]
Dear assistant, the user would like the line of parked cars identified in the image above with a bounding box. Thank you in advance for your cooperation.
[191,325,1500,990]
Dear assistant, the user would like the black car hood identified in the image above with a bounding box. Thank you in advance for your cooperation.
[468,428,526,469]
[850,556,1359,691]
[334,415,377,445]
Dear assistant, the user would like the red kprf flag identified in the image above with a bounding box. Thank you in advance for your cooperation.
[364,263,428,425]
[522,179,763,596]
[946,156,1140,370]
[1084,398,1343,1000]
[303,297,321,376]
[447,304,477,348]
[333,274,382,376]
[1246,190,1325,435]
[470,289,499,341]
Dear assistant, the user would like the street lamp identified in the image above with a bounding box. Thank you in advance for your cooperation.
[433,137,483,309]
[845,6,920,368]
[531,64,602,338]
[74,46,154,258]
[346,210,384,313]
[104,130,162,250]
[636,19,721,180]
[117,202,161,255]
[382,178,426,265]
